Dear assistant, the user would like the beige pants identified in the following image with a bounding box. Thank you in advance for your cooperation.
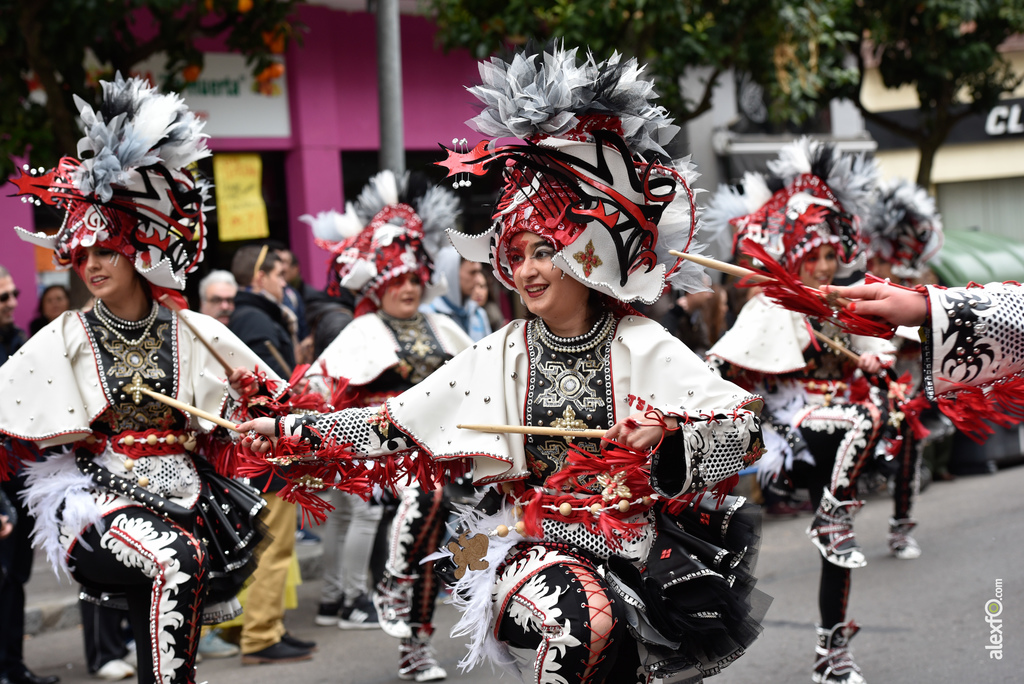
[241,493,297,654]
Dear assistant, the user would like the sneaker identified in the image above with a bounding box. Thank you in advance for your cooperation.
[374,576,413,638]
[295,528,322,545]
[887,518,921,560]
[339,593,381,630]
[315,600,342,626]
[399,637,447,682]
[93,659,135,681]
[807,490,866,569]
[198,631,239,658]
[241,640,314,665]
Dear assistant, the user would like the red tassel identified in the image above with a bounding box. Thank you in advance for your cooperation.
[739,240,895,338]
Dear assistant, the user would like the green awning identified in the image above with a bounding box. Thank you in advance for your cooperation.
[928,228,1024,287]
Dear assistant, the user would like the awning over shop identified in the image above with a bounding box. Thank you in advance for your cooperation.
[929,228,1024,287]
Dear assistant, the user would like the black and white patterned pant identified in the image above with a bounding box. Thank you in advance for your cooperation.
[70,506,207,684]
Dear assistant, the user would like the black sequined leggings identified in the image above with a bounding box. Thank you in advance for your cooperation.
[70,507,207,684]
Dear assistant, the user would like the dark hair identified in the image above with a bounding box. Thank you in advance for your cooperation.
[231,245,280,288]
[36,284,71,316]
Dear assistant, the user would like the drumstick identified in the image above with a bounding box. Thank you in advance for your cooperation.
[810,329,861,362]
[668,250,853,307]
[158,294,234,373]
[125,378,239,432]
[457,423,607,439]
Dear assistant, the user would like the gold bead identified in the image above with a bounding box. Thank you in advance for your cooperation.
[514,505,523,518]
[124,459,135,471]
[495,525,509,538]
[123,435,135,446]
[559,502,573,517]
[165,434,177,445]
[85,435,97,445]
[641,496,652,506]
[146,434,158,446]
[183,435,197,451]
[514,521,525,535]
[137,477,150,487]
[501,482,514,494]
[590,503,603,514]
[618,500,631,513]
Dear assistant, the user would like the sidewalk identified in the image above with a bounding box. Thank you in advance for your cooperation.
[24,535,324,636]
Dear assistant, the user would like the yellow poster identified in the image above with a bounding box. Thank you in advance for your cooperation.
[213,153,270,241]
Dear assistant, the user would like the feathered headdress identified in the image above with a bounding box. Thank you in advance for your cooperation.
[9,74,211,291]
[436,43,708,304]
[703,137,879,273]
[863,178,943,279]
[299,170,460,309]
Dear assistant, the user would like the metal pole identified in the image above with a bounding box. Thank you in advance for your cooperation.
[377,0,404,175]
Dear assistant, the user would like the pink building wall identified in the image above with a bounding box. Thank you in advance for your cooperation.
[2,5,483,327]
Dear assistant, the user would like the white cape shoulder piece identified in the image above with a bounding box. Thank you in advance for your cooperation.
[707,294,811,375]
[385,316,760,485]
[306,311,473,387]
[0,312,104,447]
[177,309,287,430]
[0,310,285,446]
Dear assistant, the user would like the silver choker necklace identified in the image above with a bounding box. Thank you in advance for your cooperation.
[534,311,614,354]
[94,300,159,346]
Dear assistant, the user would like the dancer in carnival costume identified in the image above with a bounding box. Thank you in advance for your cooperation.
[704,138,893,684]
[300,172,472,681]
[0,75,300,684]
[860,178,945,560]
[239,44,770,684]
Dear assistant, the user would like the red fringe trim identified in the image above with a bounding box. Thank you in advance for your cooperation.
[738,240,895,338]
[936,373,1024,443]
[240,432,470,525]
[0,438,40,482]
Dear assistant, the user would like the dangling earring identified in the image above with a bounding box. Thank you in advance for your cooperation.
[560,270,566,280]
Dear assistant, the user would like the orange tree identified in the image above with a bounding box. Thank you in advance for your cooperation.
[0,0,301,179]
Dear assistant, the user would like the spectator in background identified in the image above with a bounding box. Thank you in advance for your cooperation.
[227,245,314,665]
[421,247,491,341]
[660,288,717,358]
[198,270,237,326]
[266,243,312,363]
[0,265,59,684]
[28,285,70,336]
[230,245,296,379]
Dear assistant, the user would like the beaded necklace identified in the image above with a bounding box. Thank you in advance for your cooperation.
[94,300,160,347]
[533,310,614,354]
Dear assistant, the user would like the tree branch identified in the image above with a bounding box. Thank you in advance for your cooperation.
[18,0,78,156]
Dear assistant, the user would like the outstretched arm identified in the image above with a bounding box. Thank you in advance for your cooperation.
[824,282,928,328]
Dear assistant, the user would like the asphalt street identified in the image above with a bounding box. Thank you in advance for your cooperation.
[21,463,1024,684]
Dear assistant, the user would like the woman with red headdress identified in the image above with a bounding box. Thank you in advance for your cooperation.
[239,45,769,684]
[0,75,291,684]
[300,171,472,681]
[705,139,895,684]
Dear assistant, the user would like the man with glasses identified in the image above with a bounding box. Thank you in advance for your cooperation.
[198,270,237,326]
[0,264,59,684]
[0,267,22,365]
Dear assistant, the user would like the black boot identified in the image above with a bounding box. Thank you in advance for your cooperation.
[813,621,865,684]
[807,490,866,569]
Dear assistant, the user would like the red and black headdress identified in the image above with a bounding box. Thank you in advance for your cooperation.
[863,178,943,279]
[9,74,211,292]
[299,171,460,311]
[703,138,879,273]
[436,44,708,304]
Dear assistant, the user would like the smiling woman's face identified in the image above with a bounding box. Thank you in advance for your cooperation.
[509,232,591,334]
[797,244,838,289]
[74,245,139,302]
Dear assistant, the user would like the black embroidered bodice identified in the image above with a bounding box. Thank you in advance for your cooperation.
[523,312,616,488]
[82,304,183,435]
[376,312,449,391]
